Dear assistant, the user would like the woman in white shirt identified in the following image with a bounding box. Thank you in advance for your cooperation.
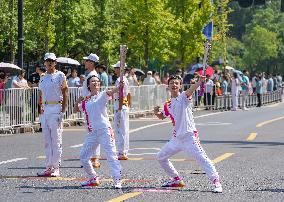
[73,75,122,188]
[231,72,240,111]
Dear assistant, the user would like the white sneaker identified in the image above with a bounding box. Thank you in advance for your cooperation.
[161,176,185,187]
[114,180,122,189]
[242,107,249,111]
[212,179,222,193]
[37,167,53,177]
[50,168,60,177]
[81,177,100,187]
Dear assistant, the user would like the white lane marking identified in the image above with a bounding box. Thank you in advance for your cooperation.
[70,144,83,148]
[0,158,27,165]
[129,121,171,133]
[69,111,224,148]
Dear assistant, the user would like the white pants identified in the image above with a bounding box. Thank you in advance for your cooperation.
[40,113,63,169]
[231,91,239,110]
[241,90,248,108]
[114,108,129,155]
[80,127,121,181]
[157,132,219,182]
[92,145,101,158]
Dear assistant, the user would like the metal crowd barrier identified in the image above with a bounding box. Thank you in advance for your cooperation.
[0,85,283,134]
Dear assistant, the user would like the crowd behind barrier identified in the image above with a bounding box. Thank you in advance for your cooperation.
[0,84,283,134]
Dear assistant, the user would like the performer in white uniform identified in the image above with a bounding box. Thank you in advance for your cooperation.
[81,53,101,168]
[74,75,122,188]
[37,53,68,177]
[112,61,131,160]
[154,75,222,193]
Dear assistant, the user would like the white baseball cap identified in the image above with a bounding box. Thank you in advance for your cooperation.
[44,53,57,61]
[83,53,99,63]
[112,61,127,68]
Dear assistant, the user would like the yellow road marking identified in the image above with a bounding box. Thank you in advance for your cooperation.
[256,116,284,127]
[106,192,143,202]
[246,133,257,141]
[212,153,234,164]
[127,157,143,161]
[37,156,46,159]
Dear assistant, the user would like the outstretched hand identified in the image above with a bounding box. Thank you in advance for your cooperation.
[154,106,160,114]
[76,96,84,103]
[198,75,206,82]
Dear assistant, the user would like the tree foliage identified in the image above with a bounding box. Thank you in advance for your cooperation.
[3,0,283,75]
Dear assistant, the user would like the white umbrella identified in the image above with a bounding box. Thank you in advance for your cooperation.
[0,62,22,75]
[133,68,145,76]
[225,66,234,70]
[56,57,80,66]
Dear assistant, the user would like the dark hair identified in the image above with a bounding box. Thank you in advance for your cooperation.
[98,64,107,70]
[87,75,101,91]
[86,60,99,68]
[0,71,6,80]
[19,70,25,75]
[168,75,182,85]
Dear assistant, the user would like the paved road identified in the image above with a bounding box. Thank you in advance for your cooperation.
[0,103,284,202]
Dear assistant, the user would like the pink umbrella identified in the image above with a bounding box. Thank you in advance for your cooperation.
[196,66,214,77]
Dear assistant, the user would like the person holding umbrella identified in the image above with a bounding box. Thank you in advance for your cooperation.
[127,68,139,86]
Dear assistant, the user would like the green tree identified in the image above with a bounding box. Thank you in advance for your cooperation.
[243,25,278,70]
[0,0,17,63]
[166,0,213,70]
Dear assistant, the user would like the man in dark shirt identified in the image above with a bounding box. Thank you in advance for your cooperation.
[28,63,42,87]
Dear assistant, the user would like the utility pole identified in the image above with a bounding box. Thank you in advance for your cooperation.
[17,0,23,68]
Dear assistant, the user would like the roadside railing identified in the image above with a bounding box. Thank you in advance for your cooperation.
[0,85,282,134]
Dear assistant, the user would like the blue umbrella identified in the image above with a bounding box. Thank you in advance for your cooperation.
[233,69,243,81]
[233,69,243,75]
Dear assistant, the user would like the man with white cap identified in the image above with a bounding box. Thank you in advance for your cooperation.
[112,61,131,160]
[37,53,68,177]
[82,53,101,168]
[82,53,99,97]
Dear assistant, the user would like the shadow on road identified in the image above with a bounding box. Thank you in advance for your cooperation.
[246,188,284,193]
[17,185,200,193]
[201,140,284,146]
[131,139,284,147]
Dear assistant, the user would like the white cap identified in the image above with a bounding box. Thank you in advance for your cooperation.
[147,71,152,74]
[112,61,127,68]
[44,53,57,61]
[83,53,99,63]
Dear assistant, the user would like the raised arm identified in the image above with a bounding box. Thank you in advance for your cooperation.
[154,106,166,120]
[185,75,205,97]
[73,96,84,113]
[106,81,125,97]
